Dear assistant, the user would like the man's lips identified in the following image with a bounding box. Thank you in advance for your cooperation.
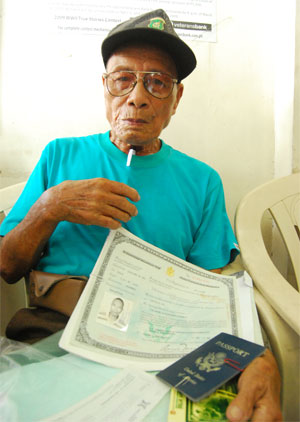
[123,118,148,124]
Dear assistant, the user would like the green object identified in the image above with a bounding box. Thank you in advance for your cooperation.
[187,379,238,422]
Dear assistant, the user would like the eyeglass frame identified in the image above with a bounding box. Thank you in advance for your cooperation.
[103,70,179,99]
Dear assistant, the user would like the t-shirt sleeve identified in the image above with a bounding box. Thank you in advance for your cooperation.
[187,173,239,270]
[0,147,49,237]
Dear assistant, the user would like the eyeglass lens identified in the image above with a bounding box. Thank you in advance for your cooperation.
[106,71,175,99]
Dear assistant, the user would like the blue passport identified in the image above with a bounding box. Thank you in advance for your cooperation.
[157,332,265,402]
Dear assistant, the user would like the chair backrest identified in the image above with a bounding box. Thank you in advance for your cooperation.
[235,173,300,335]
[0,181,27,222]
[0,181,28,336]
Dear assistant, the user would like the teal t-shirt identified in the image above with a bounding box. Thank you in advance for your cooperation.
[0,132,238,275]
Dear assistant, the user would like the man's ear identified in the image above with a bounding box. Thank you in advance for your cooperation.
[172,83,184,116]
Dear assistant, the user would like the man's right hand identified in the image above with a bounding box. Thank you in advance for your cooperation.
[42,178,140,229]
[0,179,140,283]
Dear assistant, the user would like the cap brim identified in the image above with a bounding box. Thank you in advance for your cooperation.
[101,27,196,81]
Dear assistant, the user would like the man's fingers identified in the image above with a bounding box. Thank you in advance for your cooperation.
[226,392,255,422]
[48,178,140,227]
[68,201,137,226]
[104,204,137,223]
[226,404,246,422]
[104,179,140,202]
[227,395,282,422]
[226,361,267,422]
[251,404,282,422]
[105,193,139,217]
[226,351,282,422]
[94,179,140,219]
[96,215,122,230]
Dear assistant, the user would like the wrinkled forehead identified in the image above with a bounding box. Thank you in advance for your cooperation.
[106,41,178,77]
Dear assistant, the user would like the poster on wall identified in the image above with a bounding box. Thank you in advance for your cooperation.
[48,0,216,42]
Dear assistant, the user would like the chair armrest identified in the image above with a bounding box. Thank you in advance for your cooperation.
[254,288,300,422]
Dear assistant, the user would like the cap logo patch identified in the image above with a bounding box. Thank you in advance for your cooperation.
[148,17,166,30]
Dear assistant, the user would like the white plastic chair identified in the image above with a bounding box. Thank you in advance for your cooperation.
[0,182,28,336]
[235,173,300,422]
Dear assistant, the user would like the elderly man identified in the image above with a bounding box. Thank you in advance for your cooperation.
[0,9,281,421]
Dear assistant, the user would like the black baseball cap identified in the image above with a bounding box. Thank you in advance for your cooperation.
[101,9,197,81]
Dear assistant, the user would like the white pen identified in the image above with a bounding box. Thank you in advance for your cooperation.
[126,147,136,167]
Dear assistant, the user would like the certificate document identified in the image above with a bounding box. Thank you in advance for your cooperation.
[60,228,255,371]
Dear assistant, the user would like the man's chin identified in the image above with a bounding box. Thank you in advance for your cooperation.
[115,130,156,146]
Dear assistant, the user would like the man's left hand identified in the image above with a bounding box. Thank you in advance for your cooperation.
[226,349,282,422]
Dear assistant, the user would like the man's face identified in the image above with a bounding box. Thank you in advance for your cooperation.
[110,299,124,317]
[103,44,184,148]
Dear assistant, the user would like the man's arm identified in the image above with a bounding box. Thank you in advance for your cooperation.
[226,349,282,422]
[0,178,140,283]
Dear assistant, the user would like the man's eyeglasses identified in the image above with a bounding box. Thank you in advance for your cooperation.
[103,71,178,99]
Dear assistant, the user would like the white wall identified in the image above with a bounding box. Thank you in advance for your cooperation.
[0,0,298,224]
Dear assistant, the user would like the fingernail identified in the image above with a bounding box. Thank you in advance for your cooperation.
[228,406,243,421]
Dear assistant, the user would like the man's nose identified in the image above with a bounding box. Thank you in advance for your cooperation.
[127,79,149,108]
